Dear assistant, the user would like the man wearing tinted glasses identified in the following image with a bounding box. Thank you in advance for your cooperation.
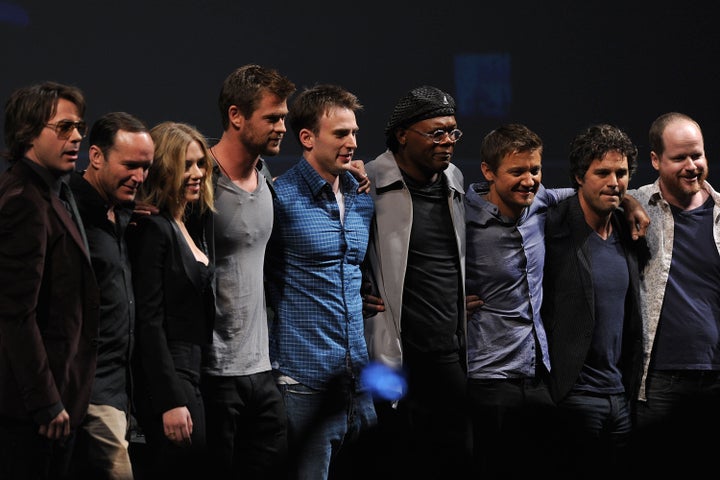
[0,81,100,479]
[361,85,472,478]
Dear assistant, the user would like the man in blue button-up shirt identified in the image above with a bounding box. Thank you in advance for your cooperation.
[465,123,573,478]
[265,84,375,480]
[465,123,648,478]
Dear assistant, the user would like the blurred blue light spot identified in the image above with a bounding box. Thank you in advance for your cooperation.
[454,53,511,118]
[360,361,407,402]
[0,2,30,27]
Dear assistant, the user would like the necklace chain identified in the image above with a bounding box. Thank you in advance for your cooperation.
[210,147,232,179]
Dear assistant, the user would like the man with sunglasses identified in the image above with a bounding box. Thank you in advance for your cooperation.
[361,85,472,479]
[0,81,100,479]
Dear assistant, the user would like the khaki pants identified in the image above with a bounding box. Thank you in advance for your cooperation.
[78,403,134,479]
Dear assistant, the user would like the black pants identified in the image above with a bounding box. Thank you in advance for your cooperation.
[201,370,288,480]
[631,370,720,476]
[364,356,472,480]
[133,342,206,480]
[468,376,557,479]
[0,418,76,480]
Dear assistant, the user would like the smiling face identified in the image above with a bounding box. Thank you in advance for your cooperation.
[182,140,207,204]
[302,106,358,182]
[653,118,708,207]
[482,148,542,220]
[87,130,154,205]
[25,98,84,174]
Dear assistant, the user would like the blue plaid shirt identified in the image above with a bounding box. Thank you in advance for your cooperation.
[266,158,374,390]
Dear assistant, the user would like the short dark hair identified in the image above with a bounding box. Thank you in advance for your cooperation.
[89,112,149,157]
[287,84,363,147]
[480,123,543,173]
[3,81,86,162]
[217,64,296,130]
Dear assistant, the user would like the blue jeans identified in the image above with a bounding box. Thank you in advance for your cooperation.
[278,381,376,480]
[557,391,632,476]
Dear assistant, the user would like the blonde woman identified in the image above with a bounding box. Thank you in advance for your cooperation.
[128,121,215,478]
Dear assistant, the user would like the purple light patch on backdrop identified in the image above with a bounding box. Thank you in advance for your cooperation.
[0,2,29,26]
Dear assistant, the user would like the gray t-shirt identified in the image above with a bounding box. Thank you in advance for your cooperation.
[202,171,273,376]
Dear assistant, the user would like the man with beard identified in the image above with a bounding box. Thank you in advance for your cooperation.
[200,64,295,479]
[542,124,646,478]
[628,112,720,475]
[464,123,647,478]
[0,81,99,480]
[361,85,472,479]
[200,65,368,479]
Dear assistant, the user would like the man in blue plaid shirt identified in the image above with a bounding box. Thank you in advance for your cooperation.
[265,84,375,480]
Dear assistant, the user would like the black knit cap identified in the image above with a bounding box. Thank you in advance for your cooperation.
[384,85,456,135]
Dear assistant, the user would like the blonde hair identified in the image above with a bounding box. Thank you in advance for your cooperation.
[140,121,215,218]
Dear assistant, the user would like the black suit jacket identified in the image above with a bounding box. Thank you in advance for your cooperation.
[128,212,214,416]
[0,160,99,427]
[542,195,645,405]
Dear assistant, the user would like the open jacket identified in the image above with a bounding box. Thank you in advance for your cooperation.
[0,160,99,427]
[542,195,646,404]
[362,149,466,369]
[128,211,215,416]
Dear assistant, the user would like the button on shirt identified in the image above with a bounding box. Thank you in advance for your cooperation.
[465,183,573,378]
[265,158,375,391]
[70,172,135,411]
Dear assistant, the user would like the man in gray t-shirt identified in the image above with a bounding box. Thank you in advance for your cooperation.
[199,65,294,479]
[204,171,274,376]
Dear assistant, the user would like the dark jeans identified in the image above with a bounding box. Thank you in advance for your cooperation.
[632,370,720,475]
[468,376,556,479]
[369,358,472,480]
[556,391,632,478]
[201,371,287,480]
[0,419,76,480]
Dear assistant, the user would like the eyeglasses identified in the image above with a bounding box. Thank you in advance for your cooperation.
[45,120,88,139]
[407,127,463,144]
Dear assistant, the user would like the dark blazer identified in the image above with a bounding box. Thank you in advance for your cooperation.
[0,160,99,428]
[542,195,645,405]
[128,212,215,417]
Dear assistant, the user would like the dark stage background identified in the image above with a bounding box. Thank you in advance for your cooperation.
[2,0,719,189]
